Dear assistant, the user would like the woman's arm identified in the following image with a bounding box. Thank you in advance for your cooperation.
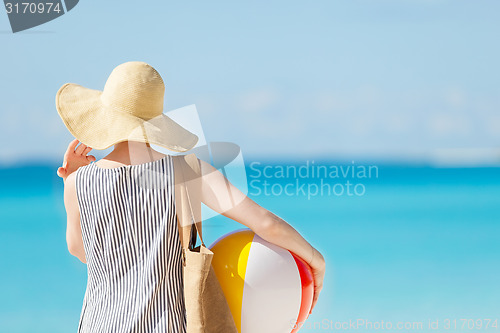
[57,139,95,264]
[63,172,87,264]
[198,158,325,314]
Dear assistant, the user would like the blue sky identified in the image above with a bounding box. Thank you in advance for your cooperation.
[1,0,499,166]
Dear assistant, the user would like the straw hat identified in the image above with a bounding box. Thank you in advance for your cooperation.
[55,61,199,151]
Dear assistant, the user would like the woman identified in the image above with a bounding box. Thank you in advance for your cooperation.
[56,61,325,332]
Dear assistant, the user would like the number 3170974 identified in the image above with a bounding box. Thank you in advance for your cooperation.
[5,2,62,14]
[444,319,498,330]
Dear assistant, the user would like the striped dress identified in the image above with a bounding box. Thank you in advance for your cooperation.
[74,155,187,333]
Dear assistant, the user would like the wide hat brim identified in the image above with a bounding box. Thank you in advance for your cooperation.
[56,83,199,151]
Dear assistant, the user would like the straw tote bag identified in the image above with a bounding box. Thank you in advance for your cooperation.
[172,153,238,333]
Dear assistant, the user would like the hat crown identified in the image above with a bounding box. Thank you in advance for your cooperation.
[101,61,165,119]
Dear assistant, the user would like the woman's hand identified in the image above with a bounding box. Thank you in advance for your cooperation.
[309,249,325,316]
[57,139,96,181]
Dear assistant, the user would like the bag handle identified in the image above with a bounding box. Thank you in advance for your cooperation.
[175,154,205,249]
[182,169,205,247]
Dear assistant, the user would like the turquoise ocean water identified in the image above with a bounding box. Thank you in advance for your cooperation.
[0,159,499,332]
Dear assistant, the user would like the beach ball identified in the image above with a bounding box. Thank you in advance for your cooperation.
[209,228,314,333]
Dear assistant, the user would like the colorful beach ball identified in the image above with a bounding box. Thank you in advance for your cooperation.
[209,229,314,333]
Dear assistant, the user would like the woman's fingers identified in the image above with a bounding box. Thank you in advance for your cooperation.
[59,139,94,180]
[308,263,325,315]
[68,138,79,153]
[82,146,92,156]
[64,139,80,161]
[75,142,87,155]
[311,289,319,310]
[309,285,323,314]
